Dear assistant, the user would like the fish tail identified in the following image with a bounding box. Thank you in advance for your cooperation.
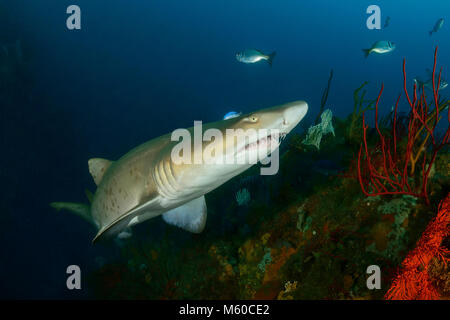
[362,49,371,58]
[429,30,433,36]
[50,201,97,227]
[267,51,276,67]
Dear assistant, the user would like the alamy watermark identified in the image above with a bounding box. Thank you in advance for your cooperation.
[66,5,81,30]
[66,265,81,290]
[170,121,281,175]
[366,5,381,30]
[366,265,381,290]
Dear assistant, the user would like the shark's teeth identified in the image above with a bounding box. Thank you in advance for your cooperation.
[236,131,287,158]
[243,132,286,151]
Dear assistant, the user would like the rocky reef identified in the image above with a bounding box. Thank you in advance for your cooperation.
[89,49,449,300]
[88,118,449,299]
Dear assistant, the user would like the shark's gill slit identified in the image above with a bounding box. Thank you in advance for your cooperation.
[164,158,178,195]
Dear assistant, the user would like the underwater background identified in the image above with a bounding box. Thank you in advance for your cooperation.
[0,0,449,299]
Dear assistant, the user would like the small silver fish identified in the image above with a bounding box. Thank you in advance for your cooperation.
[429,18,444,36]
[384,16,391,29]
[414,78,448,91]
[363,41,396,58]
[236,49,276,67]
[414,69,448,91]
[223,111,242,120]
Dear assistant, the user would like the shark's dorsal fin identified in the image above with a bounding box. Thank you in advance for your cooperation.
[162,196,207,233]
[88,158,113,186]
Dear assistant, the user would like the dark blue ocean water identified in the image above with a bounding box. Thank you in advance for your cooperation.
[0,0,448,298]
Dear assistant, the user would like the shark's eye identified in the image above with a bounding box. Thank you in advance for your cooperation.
[245,115,258,123]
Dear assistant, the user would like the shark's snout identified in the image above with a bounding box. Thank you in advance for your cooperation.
[281,101,308,131]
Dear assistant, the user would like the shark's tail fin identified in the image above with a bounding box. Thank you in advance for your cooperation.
[50,202,97,227]
[267,51,276,67]
[429,30,433,36]
[362,49,371,58]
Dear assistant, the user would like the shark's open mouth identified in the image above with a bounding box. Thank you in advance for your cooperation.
[239,131,287,155]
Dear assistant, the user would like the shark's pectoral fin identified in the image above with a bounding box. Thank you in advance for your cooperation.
[92,197,160,243]
[88,158,113,185]
[162,196,207,233]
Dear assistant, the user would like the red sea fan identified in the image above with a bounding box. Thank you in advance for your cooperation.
[357,47,450,204]
[385,193,450,300]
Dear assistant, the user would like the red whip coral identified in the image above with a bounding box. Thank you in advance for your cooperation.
[357,47,450,204]
[385,193,450,300]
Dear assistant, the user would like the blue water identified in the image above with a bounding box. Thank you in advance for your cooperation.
[0,0,448,298]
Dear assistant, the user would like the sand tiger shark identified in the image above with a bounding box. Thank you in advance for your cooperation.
[51,101,308,243]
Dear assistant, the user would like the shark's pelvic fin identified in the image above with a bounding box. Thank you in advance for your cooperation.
[88,158,113,186]
[50,202,96,227]
[117,227,133,239]
[162,196,207,233]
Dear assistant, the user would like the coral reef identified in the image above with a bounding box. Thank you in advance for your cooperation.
[320,109,335,137]
[366,196,417,262]
[302,125,323,150]
[385,193,449,300]
[88,134,449,299]
[302,109,335,150]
